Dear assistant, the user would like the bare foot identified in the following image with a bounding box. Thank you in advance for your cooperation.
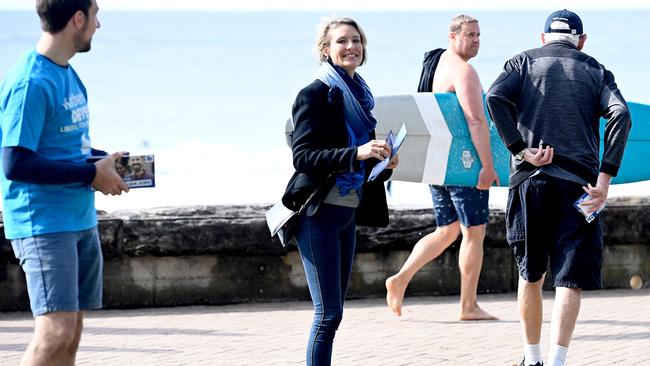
[459,305,498,321]
[385,275,407,316]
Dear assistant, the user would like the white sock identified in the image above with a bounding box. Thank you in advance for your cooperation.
[524,343,543,365]
[547,344,568,366]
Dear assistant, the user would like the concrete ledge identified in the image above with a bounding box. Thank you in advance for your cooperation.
[1,197,648,311]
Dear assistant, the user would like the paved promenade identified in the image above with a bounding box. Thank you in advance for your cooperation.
[0,289,648,365]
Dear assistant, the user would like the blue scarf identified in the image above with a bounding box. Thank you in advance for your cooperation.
[315,61,377,195]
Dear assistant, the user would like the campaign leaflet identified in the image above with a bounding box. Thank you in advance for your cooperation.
[574,193,606,223]
[368,123,407,182]
[87,154,155,188]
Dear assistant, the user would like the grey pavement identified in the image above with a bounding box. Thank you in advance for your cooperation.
[0,289,648,365]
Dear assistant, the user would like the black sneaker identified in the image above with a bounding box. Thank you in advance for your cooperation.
[519,358,543,366]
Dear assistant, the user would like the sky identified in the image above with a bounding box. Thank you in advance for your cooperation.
[1,0,649,11]
[1,1,648,210]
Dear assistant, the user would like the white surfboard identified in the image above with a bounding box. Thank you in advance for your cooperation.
[286,93,650,186]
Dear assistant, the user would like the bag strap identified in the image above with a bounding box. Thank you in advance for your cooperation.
[296,173,334,215]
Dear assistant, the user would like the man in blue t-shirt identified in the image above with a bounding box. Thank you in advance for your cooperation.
[0,0,128,364]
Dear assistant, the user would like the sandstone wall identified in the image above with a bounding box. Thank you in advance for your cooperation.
[1,198,648,311]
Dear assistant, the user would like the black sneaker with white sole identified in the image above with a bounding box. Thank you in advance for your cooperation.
[519,358,543,366]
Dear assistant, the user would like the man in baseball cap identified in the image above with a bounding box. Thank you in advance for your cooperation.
[544,9,583,35]
[487,9,631,366]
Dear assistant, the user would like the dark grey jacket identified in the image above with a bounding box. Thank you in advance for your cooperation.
[486,41,631,188]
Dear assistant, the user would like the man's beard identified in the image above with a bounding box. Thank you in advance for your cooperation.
[74,23,92,53]
[75,35,92,53]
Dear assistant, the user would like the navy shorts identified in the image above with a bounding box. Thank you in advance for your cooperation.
[429,185,489,227]
[506,174,603,290]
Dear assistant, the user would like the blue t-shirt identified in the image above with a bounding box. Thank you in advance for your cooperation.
[0,49,96,239]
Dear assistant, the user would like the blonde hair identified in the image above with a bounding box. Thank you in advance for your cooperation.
[449,14,478,34]
[315,16,367,65]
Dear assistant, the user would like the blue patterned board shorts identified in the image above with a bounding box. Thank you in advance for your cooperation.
[429,185,489,227]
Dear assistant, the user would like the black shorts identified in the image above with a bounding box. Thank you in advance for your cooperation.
[506,174,603,290]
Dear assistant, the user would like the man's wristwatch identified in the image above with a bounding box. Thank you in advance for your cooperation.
[514,148,527,163]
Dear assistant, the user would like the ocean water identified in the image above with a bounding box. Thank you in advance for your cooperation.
[0,10,648,212]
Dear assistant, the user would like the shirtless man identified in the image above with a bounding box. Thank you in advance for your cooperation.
[386,14,498,320]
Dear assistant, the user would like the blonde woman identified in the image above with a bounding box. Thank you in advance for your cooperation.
[282,17,398,365]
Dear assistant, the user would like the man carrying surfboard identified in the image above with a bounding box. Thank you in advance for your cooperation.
[486,9,631,366]
[386,14,499,321]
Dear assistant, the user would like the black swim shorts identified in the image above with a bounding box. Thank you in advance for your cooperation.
[505,173,603,290]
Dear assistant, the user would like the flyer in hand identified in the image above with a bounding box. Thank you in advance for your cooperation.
[88,154,155,188]
[573,193,606,223]
[368,123,407,182]
[119,155,155,188]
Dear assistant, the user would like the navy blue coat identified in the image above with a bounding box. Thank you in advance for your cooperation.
[282,79,391,228]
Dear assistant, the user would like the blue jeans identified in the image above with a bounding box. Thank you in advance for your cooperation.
[295,203,357,366]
